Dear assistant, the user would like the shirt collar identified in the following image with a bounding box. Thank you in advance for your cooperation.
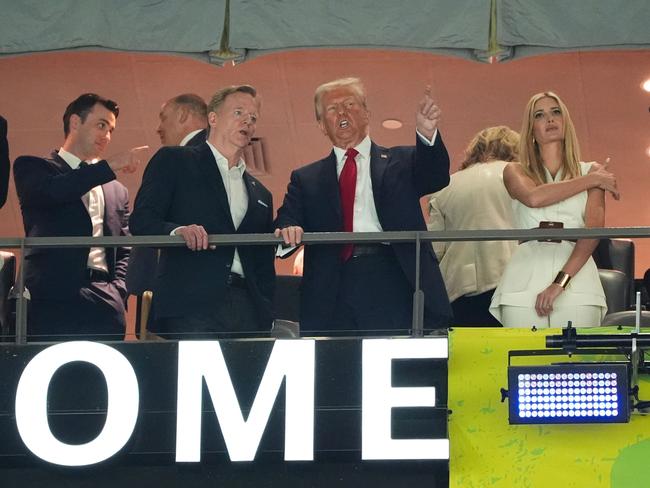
[58,148,98,169]
[180,129,203,147]
[206,141,246,176]
[333,135,371,170]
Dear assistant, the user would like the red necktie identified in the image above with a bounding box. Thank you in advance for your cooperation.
[339,148,358,261]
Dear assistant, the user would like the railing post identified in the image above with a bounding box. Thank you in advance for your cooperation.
[15,239,28,344]
[411,231,424,337]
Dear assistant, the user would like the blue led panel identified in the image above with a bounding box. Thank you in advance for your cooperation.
[508,364,629,424]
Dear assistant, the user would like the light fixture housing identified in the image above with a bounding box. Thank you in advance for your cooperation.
[507,363,630,425]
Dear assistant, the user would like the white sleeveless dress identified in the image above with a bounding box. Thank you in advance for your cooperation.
[489,162,607,325]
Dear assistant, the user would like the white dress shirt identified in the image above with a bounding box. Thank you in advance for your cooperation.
[333,136,382,232]
[334,130,438,232]
[58,148,108,273]
[206,141,248,277]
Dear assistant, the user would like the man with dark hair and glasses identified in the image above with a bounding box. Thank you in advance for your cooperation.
[13,93,148,341]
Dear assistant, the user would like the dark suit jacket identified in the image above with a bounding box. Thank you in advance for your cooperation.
[129,142,275,329]
[125,128,208,295]
[275,134,453,330]
[0,116,9,208]
[186,128,208,147]
[13,153,130,308]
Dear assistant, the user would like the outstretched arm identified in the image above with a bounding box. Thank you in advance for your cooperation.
[413,86,450,196]
[503,162,618,208]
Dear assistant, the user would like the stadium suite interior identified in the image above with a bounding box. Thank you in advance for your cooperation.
[1,48,648,334]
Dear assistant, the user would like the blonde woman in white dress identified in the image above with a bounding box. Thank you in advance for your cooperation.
[490,91,620,328]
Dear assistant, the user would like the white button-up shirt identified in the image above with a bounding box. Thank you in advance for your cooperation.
[58,148,108,273]
[206,141,248,277]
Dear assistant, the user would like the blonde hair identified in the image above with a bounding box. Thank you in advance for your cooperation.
[460,126,520,170]
[207,85,258,114]
[519,91,581,185]
[313,77,367,121]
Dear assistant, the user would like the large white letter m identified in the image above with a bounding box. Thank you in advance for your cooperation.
[175,340,315,462]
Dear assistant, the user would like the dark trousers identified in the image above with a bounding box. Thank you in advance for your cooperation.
[333,253,414,334]
[154,286,265,340]
[27,281,126,342]
[450,289,502,327]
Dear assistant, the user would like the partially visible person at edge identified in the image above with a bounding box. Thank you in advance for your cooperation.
[428,126,520,326]
[0,115,9,270]
[490,91,620,328]
[0,115,9,210]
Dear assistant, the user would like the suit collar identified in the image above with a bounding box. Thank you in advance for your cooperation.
[332,135,372,174]
[50,150,73,173]
[195,143,235,229]
[369,141,390,203]
[322,150,342,222]
[237,173,264,232]
[180,128,206,147]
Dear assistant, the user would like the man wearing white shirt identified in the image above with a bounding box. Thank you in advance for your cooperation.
[130,85,275,338]
[13,93,145,340]
[275,77,452,333]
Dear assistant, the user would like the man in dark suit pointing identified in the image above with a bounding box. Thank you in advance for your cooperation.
[13,93,146,340]
[130,85,275,338]
[275,77,452,333]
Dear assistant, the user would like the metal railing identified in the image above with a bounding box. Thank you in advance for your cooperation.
[1,226,650,344]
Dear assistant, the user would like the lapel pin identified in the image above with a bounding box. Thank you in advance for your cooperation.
[257,199,268,208]
[380,154,388,159]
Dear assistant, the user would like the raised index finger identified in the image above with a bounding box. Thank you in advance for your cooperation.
[599,157,611,171]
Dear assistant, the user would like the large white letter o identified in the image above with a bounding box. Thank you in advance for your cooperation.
[15,341,139,466]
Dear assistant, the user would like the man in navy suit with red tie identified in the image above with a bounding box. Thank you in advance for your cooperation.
[275,77,452,333]
[14,93,146,340]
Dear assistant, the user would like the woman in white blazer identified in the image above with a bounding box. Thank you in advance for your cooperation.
[428,126,520,326]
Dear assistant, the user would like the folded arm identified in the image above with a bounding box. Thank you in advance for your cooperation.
[503,162,618,208]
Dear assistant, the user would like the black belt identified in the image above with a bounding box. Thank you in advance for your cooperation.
[86,268,110,282]
[519,221,576,245]
[226,272,247,289]
[350,244,393,258]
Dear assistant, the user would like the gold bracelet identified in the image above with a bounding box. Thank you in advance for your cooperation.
[553,271,572,289]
